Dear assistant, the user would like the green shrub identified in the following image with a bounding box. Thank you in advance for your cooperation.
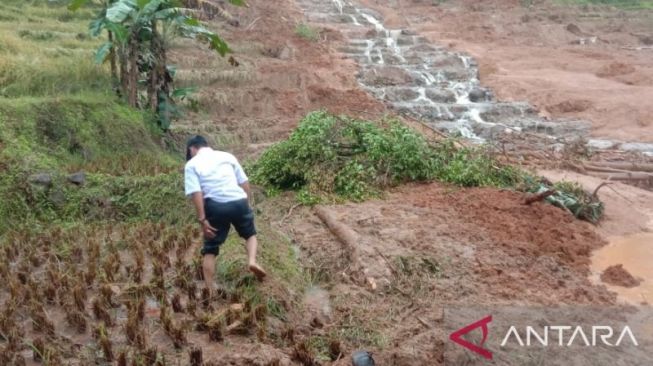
[250,111,604,222]
[295,23,319,42]
[250,111,524,202]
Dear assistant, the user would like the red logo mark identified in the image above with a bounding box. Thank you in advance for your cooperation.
[449,315,493,360]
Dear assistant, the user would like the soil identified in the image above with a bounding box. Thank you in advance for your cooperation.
[600,264,641,288]
[357,0,653,142]
[171,0,385,158]
[261,183,616,364]
[165,0,653,364]
[6,0,644,365]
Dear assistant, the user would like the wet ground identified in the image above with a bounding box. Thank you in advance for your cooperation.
[295,0,653,156]
[591,233,653,305]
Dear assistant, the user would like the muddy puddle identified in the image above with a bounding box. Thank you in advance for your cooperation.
[591,233,653,305]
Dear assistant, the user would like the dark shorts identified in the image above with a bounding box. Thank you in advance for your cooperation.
[202,198,256,256]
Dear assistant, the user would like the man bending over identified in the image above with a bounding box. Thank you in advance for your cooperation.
[184,135,266,293]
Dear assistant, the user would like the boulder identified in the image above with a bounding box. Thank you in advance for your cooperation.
[351,351,375,366]
[68,171,86,186]
[48,189,66,209]
[384,88,419,103]
[426,89,456,103]
[28,173,53,187]
[360,66,413,87]
[468,88,488,103]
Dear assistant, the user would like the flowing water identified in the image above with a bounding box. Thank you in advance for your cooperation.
[295,0,653,304]
[591,233,653,305]
[296,0,653,154]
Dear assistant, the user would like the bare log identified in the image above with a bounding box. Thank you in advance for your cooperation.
[590,161,653,172]
[592,182,613,198]
[314,206,360,264]
[586,172,653,181]
[583,163,653,177]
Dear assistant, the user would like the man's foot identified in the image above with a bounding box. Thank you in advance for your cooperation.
[248,263,267,281]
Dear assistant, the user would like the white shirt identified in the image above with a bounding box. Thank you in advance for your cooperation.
[184,147,248,202]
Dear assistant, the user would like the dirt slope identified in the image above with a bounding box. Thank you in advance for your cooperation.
[268,183,615,364]
[167,0,646,364]
[172,0,384,158]
[359,0,653,142]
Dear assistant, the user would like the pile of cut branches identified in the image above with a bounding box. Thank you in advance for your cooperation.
[250,111,604,222]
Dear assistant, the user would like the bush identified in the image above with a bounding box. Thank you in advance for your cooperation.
[250,111,604,222]
[250,111,524,202]
[295,23,319,42]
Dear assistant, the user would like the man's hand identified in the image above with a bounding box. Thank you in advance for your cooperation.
[201,219,217,239]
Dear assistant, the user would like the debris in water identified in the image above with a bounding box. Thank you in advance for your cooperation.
[601,264,641,288]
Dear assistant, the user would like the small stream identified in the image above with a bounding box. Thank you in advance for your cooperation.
[296,0,653,154]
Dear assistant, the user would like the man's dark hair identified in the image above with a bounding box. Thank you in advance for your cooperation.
[186,135,209,161]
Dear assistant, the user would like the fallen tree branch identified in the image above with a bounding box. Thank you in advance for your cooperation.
[315,206,360,264]
[524,189,556,205]
[589,161,653,172]
[583,163,653,176]
[592,182,613,198]
[279,203,301,224]
[586,172,653,181]
[374,247,398,276]
[416,316,431,329]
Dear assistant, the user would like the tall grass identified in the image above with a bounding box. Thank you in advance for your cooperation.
[0,1,110,98]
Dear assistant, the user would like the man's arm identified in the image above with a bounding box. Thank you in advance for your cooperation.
[191,191,217,239]
[191,191,207,222]
[185,164,216,238]
[231,154,251,204]
[240,181,252,204]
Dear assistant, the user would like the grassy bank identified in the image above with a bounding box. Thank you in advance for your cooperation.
[0,2,307,364]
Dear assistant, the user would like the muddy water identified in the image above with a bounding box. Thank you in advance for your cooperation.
[591,233,653,305]
[295,0,653,155]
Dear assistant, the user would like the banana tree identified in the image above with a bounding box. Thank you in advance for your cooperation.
[69,0,243,129]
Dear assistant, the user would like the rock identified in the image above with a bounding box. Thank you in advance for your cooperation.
[565,23,584,36]
[360,66,413,87]
[601,264,641,288]
[395,37,413,46]
[425,89,456,103]
[68,171,86,185]
[468,88,488,103]
[351,351,375,366]
[619,142,653,154]
[48,189,66,209]
[28,173,52,187]
[384,88,419,102]
[442,69,472,81]
[638,35,653,46]
[279,46,293,60]
[587,139,616,150]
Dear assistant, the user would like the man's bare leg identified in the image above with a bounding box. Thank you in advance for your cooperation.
[202,254,216,292]
[245,235,266,280]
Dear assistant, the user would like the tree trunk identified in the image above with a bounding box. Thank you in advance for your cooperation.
[119,45,128,100]
[128,32,139,108]
[148,21,159,113]
[589,161,653,173]
[108,31,118,92]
